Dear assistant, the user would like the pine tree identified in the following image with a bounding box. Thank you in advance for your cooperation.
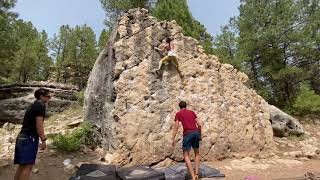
[50,25,98,89]
[213,25,241,69]
[97,29,110,52]
[100,0,152,28]
[152,0,214,54]
[11,20,52,83]
[50,25,72,83]
[0,0,18,84]
[224,0,320,108]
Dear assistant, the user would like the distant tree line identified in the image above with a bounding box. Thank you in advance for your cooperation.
[213,0,320,113]
[1,0,319,114]
[0,0,109,89]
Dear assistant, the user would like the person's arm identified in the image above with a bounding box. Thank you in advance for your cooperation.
[195,118,202,140]
[195,118,202,129]
[36,116,47,150]
[170,43,175,50]
[36,116,45,140]
[172,120,179,147]
[155,46,165,52]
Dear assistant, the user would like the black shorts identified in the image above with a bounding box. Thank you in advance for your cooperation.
[182,131,200,151]
[14,133,39,165]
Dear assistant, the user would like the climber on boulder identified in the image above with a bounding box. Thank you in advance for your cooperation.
[154,37,181,76]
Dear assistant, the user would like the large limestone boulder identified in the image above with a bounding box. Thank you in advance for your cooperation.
[0,82,78,126]
[84,8,274,166]
[269,105,304,137]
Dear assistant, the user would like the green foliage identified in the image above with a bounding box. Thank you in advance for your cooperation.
[50,122,93,152]
[12,21,53,82]
[0,18,53,84]
[100,0,153,28]
[100,0,214,54]
[50,25,98,89]
[152,0,214,54]
[214,0,320,110]
[293,85,320,115]
[76,90,85,105]
[0,0,18,84]
[0,0,53,84]
[97,29,111,52]
[213,25,243,70]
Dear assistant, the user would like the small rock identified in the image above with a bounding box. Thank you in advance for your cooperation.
[32,168,39,174]
[305,171,317,179]
[4,136,15,143]
[67,119,83,128]
[270,153,276,157]
[48,150,57,157]
[288,151,302,158]
[267,160,277,165]
[0,159,9,168]
[224,166,232,170]
[76,162,84,168]
[76,162,89,168]
[64,164,76,174]
[299,157,309,161]
[2,122,15,131]
[95,147,105,156]
[104,153,115,164]
[287,143,295,148]
[152,158,173,168]
[305,132,311,136]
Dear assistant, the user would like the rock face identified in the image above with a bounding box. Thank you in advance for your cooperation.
[269,105,304,137]
[84,8,274,166]
[0,82,78,126]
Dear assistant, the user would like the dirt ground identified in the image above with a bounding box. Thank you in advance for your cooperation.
[1,112,319,180]
[0,149,319,180]
[210,159,320,180]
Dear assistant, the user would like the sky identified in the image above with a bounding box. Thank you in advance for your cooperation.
[13,0,240,39]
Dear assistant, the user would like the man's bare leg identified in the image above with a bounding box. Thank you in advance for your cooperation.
[14,165,23,180]
[194,148,200,179]
[15,164,33,180]
[183,150,196,180]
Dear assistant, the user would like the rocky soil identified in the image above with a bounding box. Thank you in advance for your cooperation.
[0,106,319,180]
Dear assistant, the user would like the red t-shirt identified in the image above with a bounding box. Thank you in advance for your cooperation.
[175,108,199,136]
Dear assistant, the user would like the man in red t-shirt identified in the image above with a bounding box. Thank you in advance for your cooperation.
[172,101,202,180]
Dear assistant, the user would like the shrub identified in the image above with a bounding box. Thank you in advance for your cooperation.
[50,122,93,152]
[76,90,85,105]
[293,85,320,115]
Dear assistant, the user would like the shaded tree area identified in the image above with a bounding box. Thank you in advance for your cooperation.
[214,0,320,113]
[50,25,99,89]
[100,0,214,54]
[0,0,52,84]
[0,1,109,90]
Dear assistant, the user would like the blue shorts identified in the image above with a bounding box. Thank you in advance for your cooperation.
[182,131,200,151]
[14,133,39,165]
